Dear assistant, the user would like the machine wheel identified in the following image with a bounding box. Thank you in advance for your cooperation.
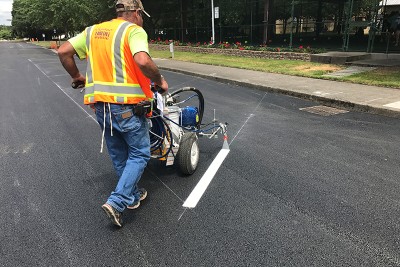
[177,132,199,175]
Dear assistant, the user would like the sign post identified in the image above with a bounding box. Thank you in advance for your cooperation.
[169,41,174,59]
[211,0,215,44]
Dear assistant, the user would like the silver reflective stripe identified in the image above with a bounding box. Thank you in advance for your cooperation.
[113,21,131,83]
[91,84,144,95]
[86,26,94,84]
[84,84,94,96]
[116,97,125,103]
[89,96,95,103]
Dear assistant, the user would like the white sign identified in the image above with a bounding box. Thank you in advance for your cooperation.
[215,7,219,19]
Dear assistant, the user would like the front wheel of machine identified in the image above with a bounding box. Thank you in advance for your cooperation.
[177,133,199,175]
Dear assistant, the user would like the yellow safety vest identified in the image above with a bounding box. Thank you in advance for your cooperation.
[83,19,152,105]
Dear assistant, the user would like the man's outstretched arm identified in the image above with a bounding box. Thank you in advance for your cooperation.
[58,42,86,86]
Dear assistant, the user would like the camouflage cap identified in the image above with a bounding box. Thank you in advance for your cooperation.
[115,0,150,17]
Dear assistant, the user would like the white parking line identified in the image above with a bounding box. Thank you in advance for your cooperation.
[183,145,230,209]
[183,92,267,209]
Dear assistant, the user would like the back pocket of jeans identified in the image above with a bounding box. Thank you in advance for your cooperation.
[114,110,141,132]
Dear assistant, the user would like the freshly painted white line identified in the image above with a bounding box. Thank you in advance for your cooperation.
[183,147,230,209]
[384,101,400,109]
[183,93,267,208]
[28,59,96,123]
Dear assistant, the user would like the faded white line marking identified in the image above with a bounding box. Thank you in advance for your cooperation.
[22,143,34,153]
[230,113,254,145]
[178,208,188,221]
[48,74,69,77]
[28,59,96,123]
[148,169,184,202]
[230,92,267,146]
[14,210,21,224]
[314,91,344,97]
[384,101,400,109]
[362,98,383,104]
[0,143,35,155]
[14,179,21,187]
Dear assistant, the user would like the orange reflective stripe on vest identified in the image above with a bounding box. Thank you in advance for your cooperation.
[83,19,152,105]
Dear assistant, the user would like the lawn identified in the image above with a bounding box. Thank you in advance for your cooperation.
[150,50,400,89]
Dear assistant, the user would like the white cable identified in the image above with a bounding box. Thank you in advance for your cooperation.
[100,103,106,153]
[108,103,113,137]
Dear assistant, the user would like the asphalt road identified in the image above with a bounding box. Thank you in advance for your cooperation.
[1,42,400,267]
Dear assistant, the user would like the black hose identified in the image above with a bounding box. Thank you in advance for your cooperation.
[149,113,173,159]
[170,87,204,128]
[150,87,206,159]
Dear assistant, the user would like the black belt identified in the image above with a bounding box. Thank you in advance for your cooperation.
[96,102,151,116]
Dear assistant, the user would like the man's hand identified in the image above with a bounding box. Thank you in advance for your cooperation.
[155,75,168,95]
[71,74,86,89]
[58,41,84,89]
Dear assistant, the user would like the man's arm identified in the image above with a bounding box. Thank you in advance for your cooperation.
[134,51,168,93]
[58,41,86,87]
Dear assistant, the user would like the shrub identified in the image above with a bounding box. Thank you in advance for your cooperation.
[149,38,326,54]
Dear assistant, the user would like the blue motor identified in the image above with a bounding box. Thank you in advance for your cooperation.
[180,106,199,127]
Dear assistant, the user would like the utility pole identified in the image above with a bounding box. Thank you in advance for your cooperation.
[211,0,215,44]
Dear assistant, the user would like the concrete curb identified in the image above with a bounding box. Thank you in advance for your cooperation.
[158,66,400,118]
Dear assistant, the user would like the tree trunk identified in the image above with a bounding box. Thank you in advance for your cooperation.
[315,0,323,37]
[180,0,188,43]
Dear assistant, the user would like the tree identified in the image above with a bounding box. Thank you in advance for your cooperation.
[0,26,12,39]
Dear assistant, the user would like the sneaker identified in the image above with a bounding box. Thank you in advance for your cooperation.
[127,188,148,210]
[101,203,123,227]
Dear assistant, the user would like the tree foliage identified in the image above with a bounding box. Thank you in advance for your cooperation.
[11,0,382,42]
[12,0,115,38]
[0,26,12,39]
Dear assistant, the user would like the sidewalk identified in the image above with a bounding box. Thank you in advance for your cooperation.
[154,58,400,118]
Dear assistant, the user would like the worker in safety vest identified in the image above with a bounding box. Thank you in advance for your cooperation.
[58,0,168,227]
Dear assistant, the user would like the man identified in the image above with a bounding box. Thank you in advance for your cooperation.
[58,0,168,227]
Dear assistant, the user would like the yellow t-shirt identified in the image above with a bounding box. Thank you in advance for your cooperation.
[68,19,149,60]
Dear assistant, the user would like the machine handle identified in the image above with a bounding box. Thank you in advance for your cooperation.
[71,80,85,89]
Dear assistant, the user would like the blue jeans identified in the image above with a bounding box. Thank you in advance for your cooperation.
[94,102,150,212]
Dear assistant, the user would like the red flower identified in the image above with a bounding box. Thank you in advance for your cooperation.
[276,47,281,52]
[299,45,304,49]
[239,47,244,50]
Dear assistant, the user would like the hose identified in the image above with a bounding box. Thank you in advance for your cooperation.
[149,111,173,159]
[150,87,206,159]
[170,87,204,128]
